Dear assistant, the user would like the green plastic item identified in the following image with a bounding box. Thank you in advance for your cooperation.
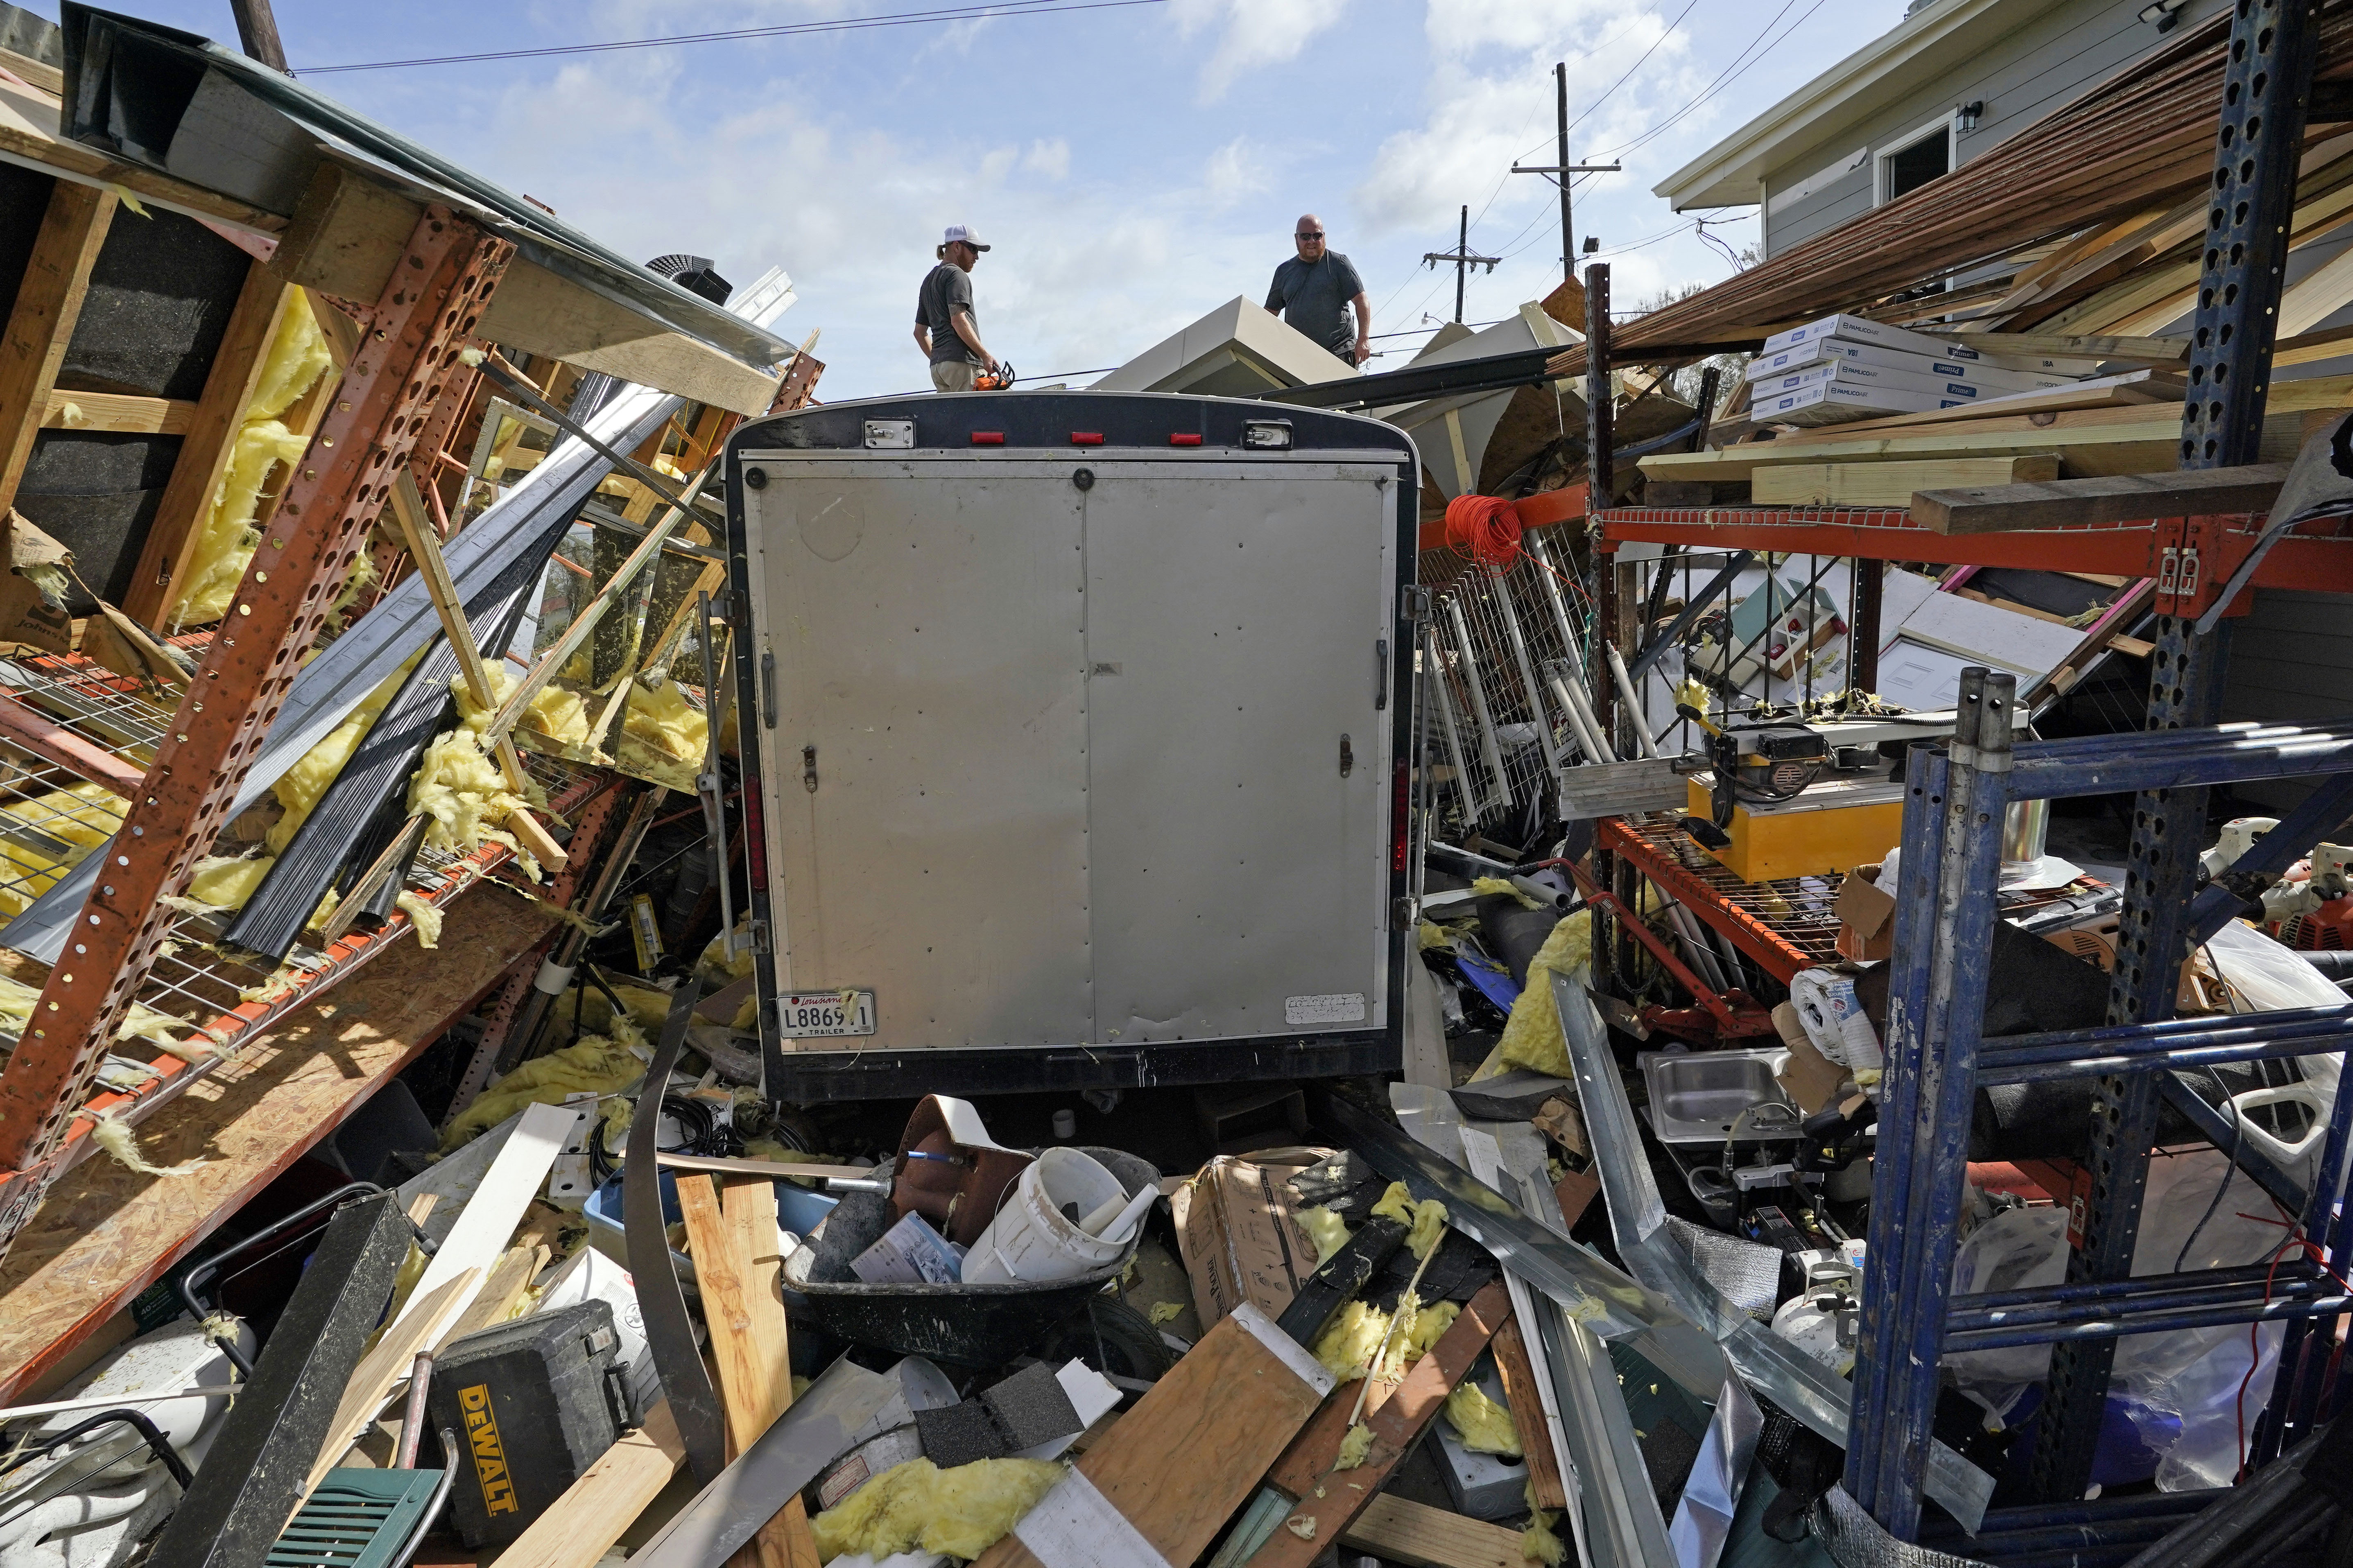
[266,1469,442,1568]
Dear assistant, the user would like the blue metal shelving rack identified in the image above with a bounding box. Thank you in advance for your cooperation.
[1843,673,2353,1553]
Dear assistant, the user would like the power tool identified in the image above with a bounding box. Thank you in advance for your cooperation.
[974,361,1016,390]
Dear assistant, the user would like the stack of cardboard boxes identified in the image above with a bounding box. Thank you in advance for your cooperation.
[1745,313,2093,426]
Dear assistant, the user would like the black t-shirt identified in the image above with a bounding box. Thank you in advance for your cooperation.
[917,263,981,366]
[1265,252,1366,354]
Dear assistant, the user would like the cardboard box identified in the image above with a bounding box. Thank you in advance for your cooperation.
[1762,311,1990,360]
[1771,1001,1847,1116]
[1169,1146,1330,1332]
[1752,377,1965,425]
[1833,864,1896,961]
[1746,336,2074,392]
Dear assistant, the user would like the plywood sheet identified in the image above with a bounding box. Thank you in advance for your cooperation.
[0,884,557,1401]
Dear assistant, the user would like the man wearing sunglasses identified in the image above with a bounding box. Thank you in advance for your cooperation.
[914,224,1002,392]
[1264,215,1370,367]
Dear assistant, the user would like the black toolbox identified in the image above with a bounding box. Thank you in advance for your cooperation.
[423,1299,640,1546]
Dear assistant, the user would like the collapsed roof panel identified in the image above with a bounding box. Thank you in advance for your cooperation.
[54,4,798,411]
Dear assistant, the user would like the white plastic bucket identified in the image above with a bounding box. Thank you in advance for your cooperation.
[962,1147,1131,1284]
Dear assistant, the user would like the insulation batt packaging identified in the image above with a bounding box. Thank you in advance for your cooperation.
[1744,335,2075,392]
[1170,1148,1334,1330]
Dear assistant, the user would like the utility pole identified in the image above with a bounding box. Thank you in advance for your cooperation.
[1511,63,1621,286]
[1421,205,1499,324]
[229,0,290,72]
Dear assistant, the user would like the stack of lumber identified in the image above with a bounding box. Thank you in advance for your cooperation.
[1642,364,2353,509]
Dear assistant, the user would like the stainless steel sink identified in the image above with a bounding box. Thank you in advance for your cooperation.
[1638,1049,1799,1143]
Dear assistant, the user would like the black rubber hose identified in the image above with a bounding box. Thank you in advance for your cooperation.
[0,1409,194,1489]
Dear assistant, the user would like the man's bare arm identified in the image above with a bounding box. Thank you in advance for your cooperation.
[914,324,932,356]
[951,310,998,372]
[1350,291,1372,365]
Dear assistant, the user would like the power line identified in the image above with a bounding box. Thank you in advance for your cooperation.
[301,0,1165,73]
[1557,0,1702,143]
[1596,0,1828,159]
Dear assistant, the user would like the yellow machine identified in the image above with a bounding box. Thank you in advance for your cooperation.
[1684,773,1907,882]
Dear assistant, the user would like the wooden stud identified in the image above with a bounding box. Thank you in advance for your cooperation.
[1245,1281,1514,1568]
[493,1399,687,1568]
[1914,462,2292,534]
[676,1175,821,1568]
[1338,1495,1527,1568]
[1488,1319,1566,1511]
[37,391,196,436]
[124,261,292,628]
[1749,454,2061,509]
[385,470,568,870]
[0,181,115,516]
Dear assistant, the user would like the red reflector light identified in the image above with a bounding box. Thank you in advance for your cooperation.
[971,431,1005,445]
[1170,433,1203,446]
[1070,432,1104,445]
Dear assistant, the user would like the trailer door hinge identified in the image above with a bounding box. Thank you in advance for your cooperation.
[761,651,777,728]
[1339,734,1354,776]
[1375,639,1389,710]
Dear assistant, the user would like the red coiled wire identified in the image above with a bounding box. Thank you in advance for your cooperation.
[1444,493,1524,572]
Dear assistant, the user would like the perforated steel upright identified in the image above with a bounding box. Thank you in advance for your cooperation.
[2032,0,2320,1502]
[0,207,513,1251]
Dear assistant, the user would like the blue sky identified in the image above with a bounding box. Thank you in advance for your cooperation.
[60,0,1905,397]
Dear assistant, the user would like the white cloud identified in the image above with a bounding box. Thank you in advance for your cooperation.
[1025,139,1071,181]
[1171,0,1351,100]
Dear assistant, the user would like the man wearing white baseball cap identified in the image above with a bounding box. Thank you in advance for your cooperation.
[913,224,1001,392]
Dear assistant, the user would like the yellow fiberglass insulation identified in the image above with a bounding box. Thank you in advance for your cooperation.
[1493,912,1590,1078]
[1311,1293,1457,1382]
[1370,1181,1448,1260]
[618,679,709,767]
[394,890,443,949]
[1471,875,1545,911]
[0,974,197,1057]
[1444,1383,1521,1457]
[1297,1206,1351,1268]
[171,291,334,627]
[696,919,757,985]
[450,665,595,750]
[1521,1480,1566,1565]
[0,783,124,917]
[269,661,416,855]
[809,1457,1063,1564]
[1335,1423,1374,1470]
[182,855,272,912]
[439,1020,647,1150]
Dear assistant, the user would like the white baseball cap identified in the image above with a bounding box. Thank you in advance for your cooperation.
[943,224,990,251]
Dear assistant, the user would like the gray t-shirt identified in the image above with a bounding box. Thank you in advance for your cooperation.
[1265,252,1366,355]
[917,263,981,366]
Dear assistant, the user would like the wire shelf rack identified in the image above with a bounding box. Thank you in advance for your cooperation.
[1601,813,1848,982]
[0,647,620,1172]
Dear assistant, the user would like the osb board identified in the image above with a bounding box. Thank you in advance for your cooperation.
[0,884,555,1401]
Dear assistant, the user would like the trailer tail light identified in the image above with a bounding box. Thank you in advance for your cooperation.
[1392,757,1411,872]
[1070,432,1104,445]
[1170,433,1203,446]
[971,431,1005,445]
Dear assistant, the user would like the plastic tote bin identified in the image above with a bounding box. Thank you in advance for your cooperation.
[784,1147,1159,1368]
[584,1169,840,1285]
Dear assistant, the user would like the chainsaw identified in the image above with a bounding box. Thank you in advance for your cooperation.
[975,361,1016,390]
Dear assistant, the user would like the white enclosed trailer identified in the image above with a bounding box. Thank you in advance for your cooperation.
[724,391,1421,1100]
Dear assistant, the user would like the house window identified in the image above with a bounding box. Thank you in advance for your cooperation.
[1878,117,1952,203]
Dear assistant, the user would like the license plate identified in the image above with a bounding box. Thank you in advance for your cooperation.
[778,990,876,1038]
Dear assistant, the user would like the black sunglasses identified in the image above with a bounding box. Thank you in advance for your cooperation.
[1296,231,1326,239]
